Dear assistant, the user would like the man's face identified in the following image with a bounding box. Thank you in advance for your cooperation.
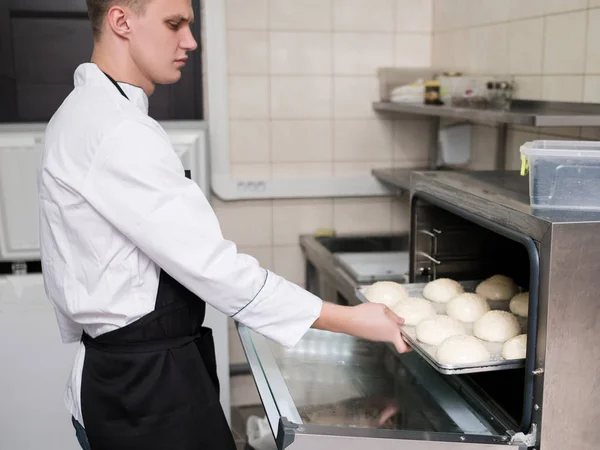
[128,0,197,86]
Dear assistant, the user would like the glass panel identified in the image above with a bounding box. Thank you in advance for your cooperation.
[247,327,509,438]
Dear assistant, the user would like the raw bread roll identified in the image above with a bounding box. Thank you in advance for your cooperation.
[502,334,527,360]
[473,310,520,343]
[436,335,491,365]
[364,281,408,308]
[423,278,464,304]
[391,297,437,326]
[416,315,466,346]
[476,275,519,302]
[446,293,490,323]
[509,292,529,318]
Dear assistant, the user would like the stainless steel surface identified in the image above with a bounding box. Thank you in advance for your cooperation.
[372,168,428,192]
[373,99,600,127]
[334,251,409,284]
[355,282,526,375]
[429,117,441,170]
[495,124,507,170]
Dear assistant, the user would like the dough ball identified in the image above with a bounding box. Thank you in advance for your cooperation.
[391,297,437,326]
[502,334,527,360]
[476,275,519,302]
[446,293,490,323]
[436,335,491,366]
[364,281,408,308]
[473,310,520,343]
[423,278,464,304]
[416,315,467,346]
[509,292,529,318]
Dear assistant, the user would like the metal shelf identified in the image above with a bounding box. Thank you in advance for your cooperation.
[373,100,600,127]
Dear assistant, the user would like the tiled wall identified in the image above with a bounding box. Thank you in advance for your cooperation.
[433,0,600,170]
[212,0,432,289]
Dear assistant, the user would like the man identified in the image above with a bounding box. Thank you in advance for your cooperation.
[38,0,409,449]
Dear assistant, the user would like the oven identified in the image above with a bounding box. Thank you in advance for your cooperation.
[238,170,600,450]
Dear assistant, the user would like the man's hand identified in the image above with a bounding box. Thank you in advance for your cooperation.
[312,301,411,354]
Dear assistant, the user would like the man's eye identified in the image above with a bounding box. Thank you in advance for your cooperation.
[168,22,180,30]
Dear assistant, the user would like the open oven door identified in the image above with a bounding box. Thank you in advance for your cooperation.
[237,324,529,450]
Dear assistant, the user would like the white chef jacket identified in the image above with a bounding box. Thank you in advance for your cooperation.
[38,63,323,426]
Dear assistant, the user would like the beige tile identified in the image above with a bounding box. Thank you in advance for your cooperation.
[271,120,333,162]
[396,0,432,33]
[395,34,432,68]
[333,161,393,177]
[586,9,600,74]
[584,76,600,103]
[273,199,334,245]
[506,129,540,171]
[538,127,581,139]
[230,120,270,163]
[513,76,543,100]
[270,0,332,31]
[433,31,469,72]
[270,77,332,119]
[391,196,410,233]
[393,120,432,163]
[470,125,498,168]
[333,198,393,234]
[237,246,274,271]
[542,76,584,101]
[228,319,247,365]
[509,0,545,19]
[509,19,543,75]
[226,0,268,30]
[543,11,587,75]
[230,163,272,180]
[273,245,306,287]
[334,77,380,119]
[334,33,394,75]
[228,76,269,119]
[214,201,273,247]
[333,0,395,32]
[270,32,332,75]
[468,24,509,74]
[271,162,334,178]
[471,0,510,25]
[544,0,587,14]
[227,31,268,75]
[334,120,394,161]
[591,0,600,7]
[231,375,261,406]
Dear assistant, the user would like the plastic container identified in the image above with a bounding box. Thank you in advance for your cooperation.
[520,140,600,211]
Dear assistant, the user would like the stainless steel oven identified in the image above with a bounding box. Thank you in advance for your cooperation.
[238,170,600,450]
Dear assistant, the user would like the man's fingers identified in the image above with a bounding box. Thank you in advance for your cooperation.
[393,333,410,354]
[385,307,405,325]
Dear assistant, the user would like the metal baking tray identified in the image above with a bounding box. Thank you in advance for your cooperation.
[356,281,527,375]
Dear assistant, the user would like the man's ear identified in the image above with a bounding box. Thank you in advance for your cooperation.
[106,6,132,38]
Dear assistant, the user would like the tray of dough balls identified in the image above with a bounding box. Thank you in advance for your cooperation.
[356,276,530,375]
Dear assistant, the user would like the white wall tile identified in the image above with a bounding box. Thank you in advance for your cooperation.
[393,120,432,163]
[468,24,509,74]
[591,0,600,7]
[542,76,584,101]
[471,0,510,25]
[396,0,432,33]
[586,9,600,74]
[227,31,268,74]
[229,76,269,119]
[395,34,432,68]
[270,0,332,31]
[334,33,394,75]
[334,77,379,119]
[270,32,332,75]
[333,161,393,177]
[273,245,306,287]
[230,120,270,163]
[584,76,600,103]
[333,198,393,234]
[334,120,394,161]
[391,196,410,233]
[270,77,332,119]
[214,201,273,247]
[513,76,543,100]
[509,0,544,20]
[509,19,544,75]
[226,0,268,30]
[231,375,261,406]
[237,246,274,271]
[333,0,395,32]
[273,199,334,245]
[230,163,272,179]
[271,120,333,162]
[543,11,587,75]
[544,0,587,15]
[272,162,334,178]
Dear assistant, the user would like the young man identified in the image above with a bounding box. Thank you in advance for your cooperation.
[38,0,410,449]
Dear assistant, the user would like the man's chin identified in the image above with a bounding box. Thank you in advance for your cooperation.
[155,71,183,85]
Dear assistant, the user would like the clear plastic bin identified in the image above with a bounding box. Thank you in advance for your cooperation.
[520,140,600,211]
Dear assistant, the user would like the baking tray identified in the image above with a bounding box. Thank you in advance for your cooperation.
[356,281,527,375]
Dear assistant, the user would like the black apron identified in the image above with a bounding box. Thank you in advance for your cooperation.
[80,73,236,450]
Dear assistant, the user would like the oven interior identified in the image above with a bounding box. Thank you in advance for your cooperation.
[410,194,539,434]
